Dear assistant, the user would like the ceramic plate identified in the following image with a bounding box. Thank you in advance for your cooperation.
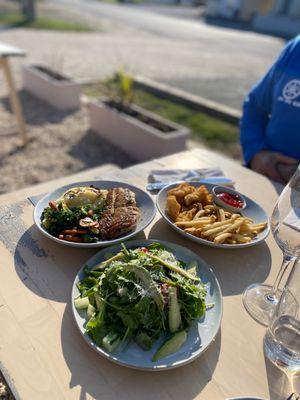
[34,180,156,248]
[72,239,222,370]
[226,398,265,400]
[156,182,270,249]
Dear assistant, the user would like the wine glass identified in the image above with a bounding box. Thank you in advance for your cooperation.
[264,259,300,396]
[243,165,300,326]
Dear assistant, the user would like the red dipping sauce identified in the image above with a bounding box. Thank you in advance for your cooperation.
[217,192,244,208]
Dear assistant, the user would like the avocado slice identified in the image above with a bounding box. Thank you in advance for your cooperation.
[152,330,187,362]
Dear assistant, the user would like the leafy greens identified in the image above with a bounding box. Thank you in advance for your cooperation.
[75,243,207,359]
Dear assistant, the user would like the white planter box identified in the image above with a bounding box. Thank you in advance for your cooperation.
[22,65,81,110]
[89,100,190,161]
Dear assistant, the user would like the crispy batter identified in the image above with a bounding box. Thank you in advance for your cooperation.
[166,195,181,221]
[168,182,195,203]
[176,207,198,222]
[184,185,213,207]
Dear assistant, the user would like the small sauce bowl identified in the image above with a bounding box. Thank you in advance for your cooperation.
[212,186,247,212]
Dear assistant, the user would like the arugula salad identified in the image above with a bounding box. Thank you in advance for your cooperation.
[74,242,207,362]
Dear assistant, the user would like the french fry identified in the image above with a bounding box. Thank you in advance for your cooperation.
[231,233,252,243]
[223,218,245,233]
[217,208,225,222]
[201,219,234,232]
[175,218,212,227]
[214,233,232,244]
[184,227,197,234]
[201,223,232,237]
[193,209,206,219]
[208,218,245,238]
[227,239,237,244]
[231,214,241,221]
[238,222,252,234]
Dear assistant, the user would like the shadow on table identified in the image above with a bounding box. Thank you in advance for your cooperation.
[0,90,76,126]
[69,129,135,169]
[270,180,284,197]
[61,303,221,400]
[148,218,272,296]
[13,224,145,303]
[264,353,291,400]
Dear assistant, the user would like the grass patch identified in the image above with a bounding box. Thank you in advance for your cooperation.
[0,12,24,26]
[83,80,241,159]
[0,13,94,31]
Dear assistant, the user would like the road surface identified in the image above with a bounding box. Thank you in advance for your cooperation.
[3,0,286,108]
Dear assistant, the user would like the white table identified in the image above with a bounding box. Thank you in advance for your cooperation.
[0,42,27,145]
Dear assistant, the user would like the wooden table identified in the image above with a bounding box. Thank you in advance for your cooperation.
[0,148,297,400]
[0,42,27,145]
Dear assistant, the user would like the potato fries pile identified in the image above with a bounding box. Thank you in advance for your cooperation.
[166,183,267,245]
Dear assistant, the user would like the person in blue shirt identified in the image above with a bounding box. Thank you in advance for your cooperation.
[240,36,300,184]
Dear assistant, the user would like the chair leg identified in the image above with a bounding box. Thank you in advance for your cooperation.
[1,57,28,146]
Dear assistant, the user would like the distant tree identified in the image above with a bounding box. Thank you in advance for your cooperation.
[21,0,36,22]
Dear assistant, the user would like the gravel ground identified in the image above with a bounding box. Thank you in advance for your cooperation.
[0,91,134,195]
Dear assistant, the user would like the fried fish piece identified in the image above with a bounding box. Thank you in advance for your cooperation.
[166,195,181,221]
[167,183,195,203]
[183,185,212,206]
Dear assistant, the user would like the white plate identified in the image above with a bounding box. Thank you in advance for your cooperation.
[72,239,223,370]
[34,180,156,248]
[156,182,270,249]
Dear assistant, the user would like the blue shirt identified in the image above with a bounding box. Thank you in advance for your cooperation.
[240,36,300,164]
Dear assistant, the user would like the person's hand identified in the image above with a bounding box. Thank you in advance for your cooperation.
[277,163,298,183]
[250,151,298,184]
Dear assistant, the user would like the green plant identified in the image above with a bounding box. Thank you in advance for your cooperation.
[82,79,241,160]
[115,69,134,108]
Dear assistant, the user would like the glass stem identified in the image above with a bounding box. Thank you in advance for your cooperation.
[267,254,294,302]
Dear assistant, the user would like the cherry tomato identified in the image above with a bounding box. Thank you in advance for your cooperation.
[140,247,149,253]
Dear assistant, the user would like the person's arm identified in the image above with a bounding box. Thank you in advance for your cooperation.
[240,38,299,182]
[240,39,296,164]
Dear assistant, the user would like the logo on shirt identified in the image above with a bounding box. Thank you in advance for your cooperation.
[282,80,300,101]
[278,79,300,107]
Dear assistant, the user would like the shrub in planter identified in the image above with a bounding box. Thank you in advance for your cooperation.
[89,71,190,161]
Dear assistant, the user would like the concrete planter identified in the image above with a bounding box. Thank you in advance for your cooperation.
[22,65,81,110]
[89,99,190,161]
